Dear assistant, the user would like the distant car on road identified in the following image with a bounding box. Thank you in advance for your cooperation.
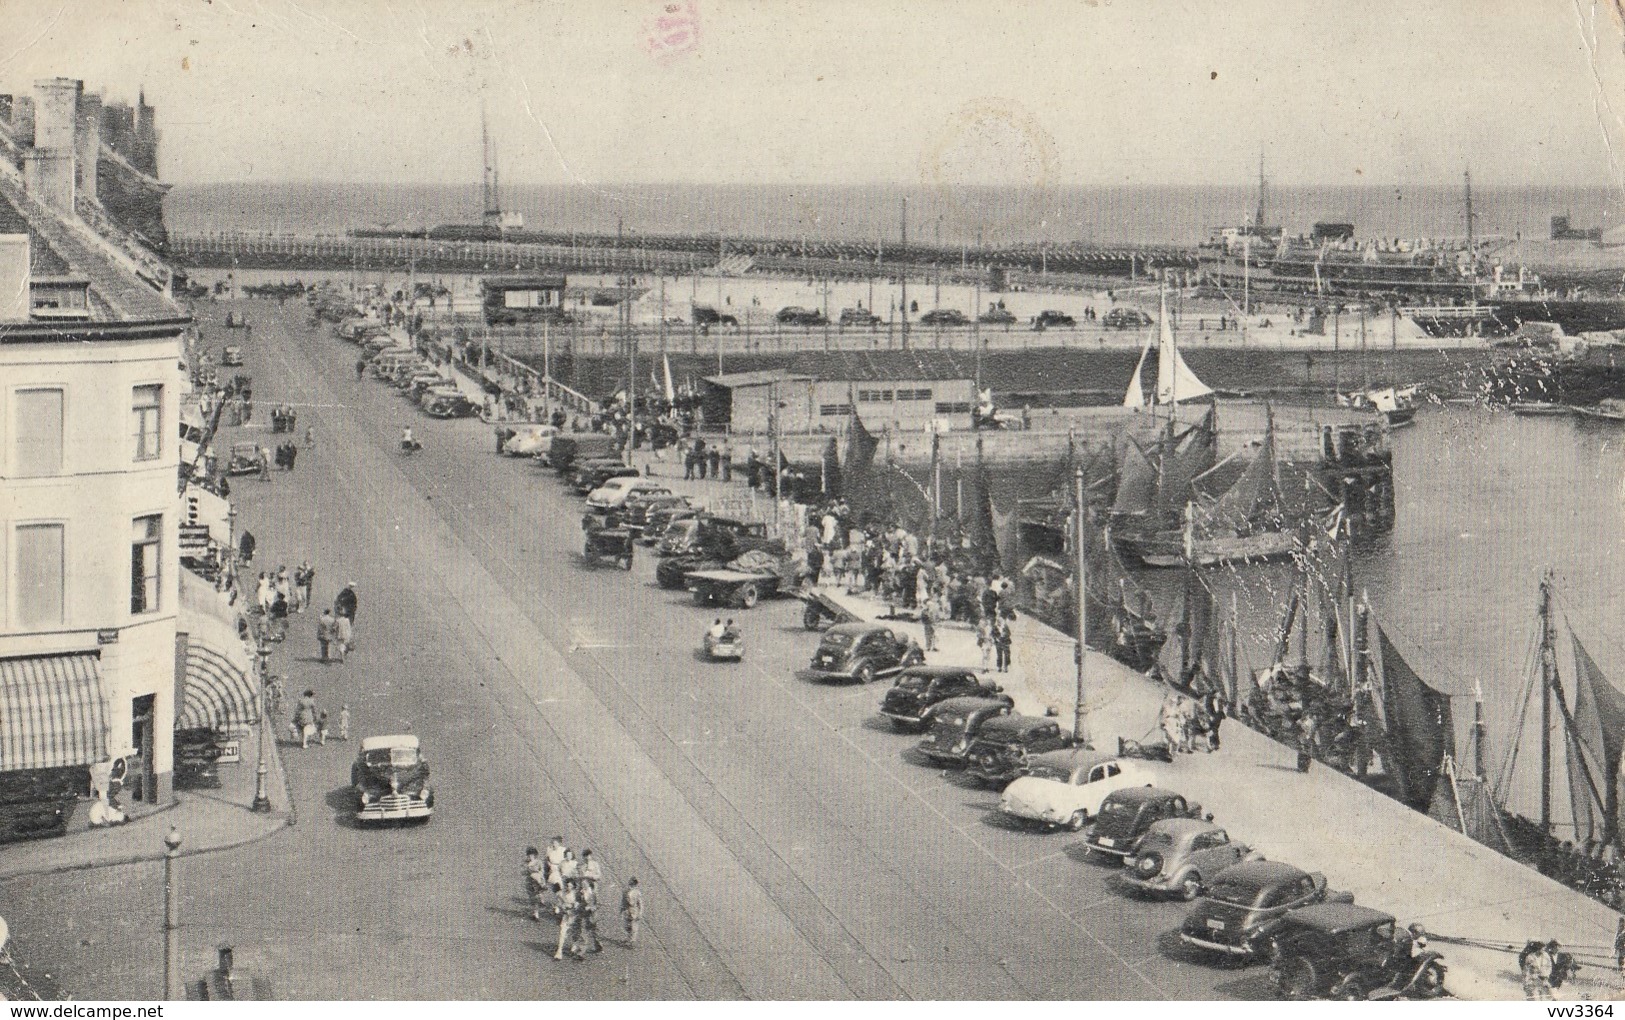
[1121,818,1259,900]
[1103,307,1154,329]
[693,304,739,327]
[806,622,922,684]
[839,307,882,327]
[978,307,1018,325]
[351,734,433,823]
[423,393,479,419]
[776,306,829,327]
[998,751,1147,831]
[879,666,1008,732]
[919,309,970,327]
[225,441,262,476]
[221,345,244,366]
[1178,860,1355,960]
[1031,310,1076,329]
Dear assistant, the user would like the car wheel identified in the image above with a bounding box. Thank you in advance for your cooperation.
[1179,873,1202,901]
[737,583,760,609]
[803,604,823,631]
[854,663,875,684]
[903,649,924,667]
[1272,957,1319,1001]
[1414,961,1446,998]
[1067,810,1088,832]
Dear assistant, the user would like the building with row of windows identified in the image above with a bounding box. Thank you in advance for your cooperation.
[0,77,242,833]
[699,351,978,435]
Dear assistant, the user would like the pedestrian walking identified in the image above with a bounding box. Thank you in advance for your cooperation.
[257,446,271,480]
[317,609,335,662]
[1520,940,1555,999]
[305,425,315,450]
[707,446,721,480]
[920,599,938,652]
[561,849,580,887]
[333,612,352,662]
[295,561,314,612]
[294,689,318,749]
[578,849,602,889]
[545,836,567,893]
[579,881,603,953]
[553,881,580,961]
[1295,714,1317,773]
[338,703,351,740]
[992,617,1013,673]
[316,710,330,745]
[335,582,358,624]
[621,877,644,945]
[1159,694,1182,752]
[976,616,994,671]
[719,443,732,482]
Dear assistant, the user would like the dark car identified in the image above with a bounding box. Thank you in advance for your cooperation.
[643,505,701,546]
[549,433,619,475]
[1083,786,1206,862]
[351,734,433,823]
[963,714,1076,786]
[978,306,1018,325]
[655,521,777,588]
[1267,904,1447,1001]
[692,305,739,327]
[777,306,828,326]
[424,393,479,419]
[879,666,1009,732]
[916,696,1014,766]
[1103,307,1155,329]
[623,493,692,534]
[573,460,640,495]
[221,344,244,366]
[919,309,970,327]
[839,307,882,327]
[806,622,922,683]
[655,516,703,555]
[1032,310,1076,328]
[1179,860,1355,960]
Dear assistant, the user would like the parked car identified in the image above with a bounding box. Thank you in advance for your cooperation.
[225,441,262,476]
[1121,818,1259,900]
[549,433,618,475]
[655,516,703,554]
[351,734,433,823]
[919,309,970,326]
[806,622,923,683]
[1103,307,1155,329]
[692,304,739,327]
[623,493,692,534]
[640,503,700,544]
[501,424,559,459]
[424,393,479,419]
[879,666,1008,732]
[776,306,828,326]
[655,519,773,586]
[1083,786,1207,861]
[586,477,670,510]
[915,696,1014,766]
[997,751,1148,831]
[1178,860,1355,960]
[839,307,882,327]
[573,460,640,495]
[1031,310,1076,328]
[963,714,1076,786]
[1267,904,1447,1001]
[978,306,1018,325]
[221,345,244,366]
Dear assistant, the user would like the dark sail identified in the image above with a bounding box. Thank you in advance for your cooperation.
[1157,409,1218,516]
[1568,632,1625,840]
[1112,438,1157,518]
[1375,620,1457,809]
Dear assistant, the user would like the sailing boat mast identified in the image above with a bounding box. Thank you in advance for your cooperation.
[1359,309,1369,394]
[1538,570,1556,835]
[1464,169,1478,291]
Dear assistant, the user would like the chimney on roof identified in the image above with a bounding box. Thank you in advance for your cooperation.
[12,96,35,146]
[76,92,102,201]
[23,78,81,215]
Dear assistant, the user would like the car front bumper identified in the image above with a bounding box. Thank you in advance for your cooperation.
[1177,931,1252,957]
[357,792,433,820]
[1084,836,1132,857]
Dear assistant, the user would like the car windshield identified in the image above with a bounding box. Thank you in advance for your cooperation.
[363,747,420,768]
[1099,800,1136,820]
[895,675,929,691]
[1136,831,1174,852]
[820,633,855,650]
[1205,878,1268,908]
[1024,764,1072,781]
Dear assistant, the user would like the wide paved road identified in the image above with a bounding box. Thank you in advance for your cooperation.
[1,302,1266,1000]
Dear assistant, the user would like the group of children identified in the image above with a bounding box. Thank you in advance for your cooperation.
[525,837,644,961]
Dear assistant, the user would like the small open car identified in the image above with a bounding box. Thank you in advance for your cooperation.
[351,734,433,823]
[583,524,635,570]
[704,626,745,662]
[225,441,262,476]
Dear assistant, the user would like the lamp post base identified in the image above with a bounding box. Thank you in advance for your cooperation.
[250,759,272,813]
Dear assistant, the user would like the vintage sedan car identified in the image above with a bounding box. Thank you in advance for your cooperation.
[1103,307,1155,329]
[586,477,670,510]
[626,494,693,537]
[1121,818,1259,900]
[502,424,559,459]
[806,622,922,683]
[978,306,1018,325]
[963,714,1076,787]
[839,307,882,327]
[655,515,702,554]
[919,309,970,326]
[573,460,640,495]
[221,344,244,366]
[776,306,828,326]
[224,441,262,476]
[424,393,479,419]
[1179,860,1354,960]
[1267,904,1447,1001]
[915,696,1014,766]
[998,751,1147,831]
[879,666,1008,732]
[1031,310,1076,328]
[351,734,434,823]
[1083,786,1207,861]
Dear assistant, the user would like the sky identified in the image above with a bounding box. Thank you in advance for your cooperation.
[2,0,1625,190]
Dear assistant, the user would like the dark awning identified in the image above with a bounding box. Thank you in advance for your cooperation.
[0,654,110,771]
[177,641,259,732]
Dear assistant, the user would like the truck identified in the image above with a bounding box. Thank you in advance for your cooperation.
[684,547,806,609]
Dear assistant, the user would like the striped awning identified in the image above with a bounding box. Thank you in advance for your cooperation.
[0,654,110,772]
[177,640,259,731]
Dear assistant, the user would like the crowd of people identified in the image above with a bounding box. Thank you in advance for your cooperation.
[524,837,643,960]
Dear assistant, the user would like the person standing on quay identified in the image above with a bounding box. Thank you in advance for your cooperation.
[317,608,336,662]
[621,877,644,946]
[335,582,358,624]
[333,610,352,662]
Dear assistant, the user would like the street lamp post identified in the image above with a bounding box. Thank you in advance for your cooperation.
[163,825,183,1000]
[1072,466,1089,746]
[251,639,272,813]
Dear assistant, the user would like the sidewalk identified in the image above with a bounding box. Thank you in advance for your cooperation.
[813,583,1624,1001]
[0,728,293,883]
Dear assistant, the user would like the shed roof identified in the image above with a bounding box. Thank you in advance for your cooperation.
[702,369,815,389]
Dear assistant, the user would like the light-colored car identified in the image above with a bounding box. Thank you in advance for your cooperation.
[586,476,670,510]
[502,424,559,459]
[1121,818,1259,900]
[998,752,1147,831]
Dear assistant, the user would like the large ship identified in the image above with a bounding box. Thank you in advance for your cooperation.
[1198,170,1625,338]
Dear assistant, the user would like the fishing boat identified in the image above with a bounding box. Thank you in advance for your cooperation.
[1573,398,1625,423]
[1508,401,1574,418]
[1429,574,1625,905]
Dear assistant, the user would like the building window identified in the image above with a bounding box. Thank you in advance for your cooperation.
[13,388,64,477]
[133,384,162,461]
[131,515,161,615]
[15,523,64,628]
[819,404,853,417]
[935,402,973,414]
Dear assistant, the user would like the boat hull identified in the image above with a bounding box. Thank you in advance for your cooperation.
[1119,530,1298,568]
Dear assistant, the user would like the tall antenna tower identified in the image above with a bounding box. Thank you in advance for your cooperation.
[482,103,502,227]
